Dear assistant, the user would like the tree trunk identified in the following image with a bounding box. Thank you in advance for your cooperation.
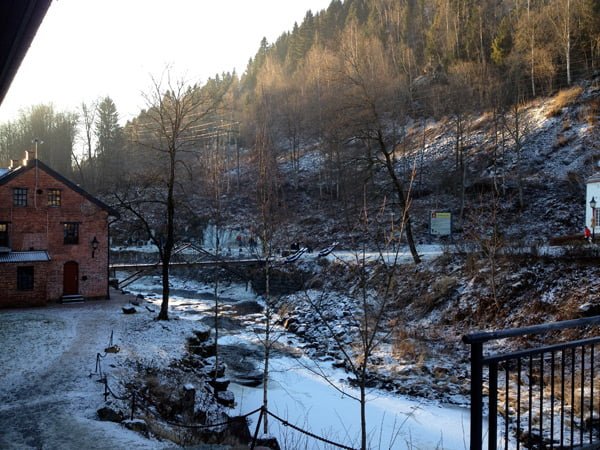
[360,374,367,450]
[262,259,271,434]
[158,148,176,320]
[377,131,421,264]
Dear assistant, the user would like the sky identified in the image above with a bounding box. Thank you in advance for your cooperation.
[0,0,332,124]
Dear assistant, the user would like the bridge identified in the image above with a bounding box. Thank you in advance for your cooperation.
[110,242,265,289]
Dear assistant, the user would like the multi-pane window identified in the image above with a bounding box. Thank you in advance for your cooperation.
[63,222,79,245]
[17,266,34,290]
[0,223,8,247]
[13,188,27,206]
[47,189,61,207]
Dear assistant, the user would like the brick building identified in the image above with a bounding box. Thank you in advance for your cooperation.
[0,153,119,307]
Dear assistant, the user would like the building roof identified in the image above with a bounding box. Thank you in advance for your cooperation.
[0,159,120,218]
[587,173,600,184]
[0,1,52,106]
[0,250,50,263]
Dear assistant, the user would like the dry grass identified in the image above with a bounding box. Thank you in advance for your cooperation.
[417,275,457,313]
[554,133,573,149]
[546,86,584,118]
[392,328,427,364]
[580,97,600,126]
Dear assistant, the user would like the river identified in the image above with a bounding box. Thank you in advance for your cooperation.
[124,274,472,450]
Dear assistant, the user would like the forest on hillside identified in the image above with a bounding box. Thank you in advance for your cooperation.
[0,0,599,245]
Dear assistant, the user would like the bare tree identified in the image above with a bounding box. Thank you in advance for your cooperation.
[79,100,97,190]
[301,194,407,450]
[502,99,533,210]
[248,85,286,435]
[464,192,505,308]
[116,71,228,320]
[333,25,421,264]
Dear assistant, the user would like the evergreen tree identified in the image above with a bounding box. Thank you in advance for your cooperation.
[95,96,123,188]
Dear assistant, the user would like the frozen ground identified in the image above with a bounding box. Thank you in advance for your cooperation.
[0,291,186,450]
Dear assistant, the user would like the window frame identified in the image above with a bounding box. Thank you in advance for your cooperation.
[47,189,61,207]
[0,222,8,247]
[17,266,34,291]
[13,187,27,207]
[63,222,80,245]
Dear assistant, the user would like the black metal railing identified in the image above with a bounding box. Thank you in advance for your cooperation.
[463,315,600,450]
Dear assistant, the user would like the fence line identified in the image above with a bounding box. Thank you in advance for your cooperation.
[463,315,600,450]
[94,350,357,449]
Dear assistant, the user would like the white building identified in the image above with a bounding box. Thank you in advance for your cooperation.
[586,174,600,235]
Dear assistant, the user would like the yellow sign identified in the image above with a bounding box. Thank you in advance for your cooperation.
[430,211,452,236]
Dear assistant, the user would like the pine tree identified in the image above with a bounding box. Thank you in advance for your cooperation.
[95,97,123,187]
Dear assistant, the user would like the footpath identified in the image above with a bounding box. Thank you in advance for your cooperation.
[0,289,172,450]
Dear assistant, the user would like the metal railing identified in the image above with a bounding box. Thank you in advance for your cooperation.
[463,315,600,450]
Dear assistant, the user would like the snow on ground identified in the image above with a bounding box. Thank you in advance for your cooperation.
[0,291,199,450]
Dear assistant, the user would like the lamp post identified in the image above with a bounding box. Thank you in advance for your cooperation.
[591,197,597,242]
[32,138,43,159]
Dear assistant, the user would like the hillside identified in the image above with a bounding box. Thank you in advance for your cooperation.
[99,77,600,449]
[217,78,598,251]
[250,77,600,405]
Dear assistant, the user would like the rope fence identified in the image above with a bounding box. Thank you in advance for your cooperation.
[94,333,358,450]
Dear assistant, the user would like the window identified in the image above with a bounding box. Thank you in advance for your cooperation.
[17,266,34,290]
[48,189,61,207]
[63,223,79,245]
[0,223,8,247]
[13,188,27,206]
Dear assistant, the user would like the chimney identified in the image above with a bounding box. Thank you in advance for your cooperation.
[9,159,20,169]
[23,150,35,166]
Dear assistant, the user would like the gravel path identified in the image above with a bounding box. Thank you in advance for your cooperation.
[0,290,170,450]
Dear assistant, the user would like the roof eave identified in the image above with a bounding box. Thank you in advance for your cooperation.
[0,160,120,219]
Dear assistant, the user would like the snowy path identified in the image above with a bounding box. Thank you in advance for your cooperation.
[0,294,170,450]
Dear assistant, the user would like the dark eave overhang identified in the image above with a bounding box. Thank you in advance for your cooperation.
[0,0,52,106]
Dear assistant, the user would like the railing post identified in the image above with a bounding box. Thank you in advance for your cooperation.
[488,362,498,450]
[470,342,484,450]
[250,407,264,450]
[103,376,109,402]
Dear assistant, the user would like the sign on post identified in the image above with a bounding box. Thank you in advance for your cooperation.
[430,211,452,236]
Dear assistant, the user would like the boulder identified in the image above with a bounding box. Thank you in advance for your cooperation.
[122,305,137,314]
[208,377,230,392]
[188,341,216,358]
[579,302,600,317]
[181,384,195,418]
[216,390,235,407]
[233,300,263,315]
[192,328,211,342]
[97,406,123,423]
[122,419,148,436]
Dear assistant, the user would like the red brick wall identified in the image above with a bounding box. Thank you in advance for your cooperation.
[0,162,110,303]
[0,262,48,307]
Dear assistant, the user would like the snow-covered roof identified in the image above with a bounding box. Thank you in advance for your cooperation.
[0,251,50,263]
[587,173,600,184]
